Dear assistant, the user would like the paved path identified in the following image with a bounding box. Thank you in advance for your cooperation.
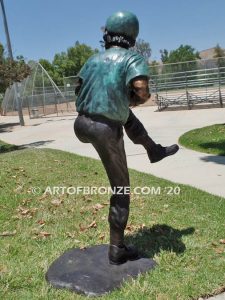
[206,293,225,300]
[0,107,225,299]
[1,106,225,198]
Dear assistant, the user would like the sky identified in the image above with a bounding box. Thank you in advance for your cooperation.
[0,0,225,62]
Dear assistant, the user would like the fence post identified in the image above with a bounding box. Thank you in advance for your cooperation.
[185,72,191,109]
[186,90,191,109]
[156,93,161,111]
[218,66,223,108]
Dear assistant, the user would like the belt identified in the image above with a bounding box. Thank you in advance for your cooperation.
[78,112,123,127]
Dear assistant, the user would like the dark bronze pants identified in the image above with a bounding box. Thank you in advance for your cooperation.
[74,110,154,246]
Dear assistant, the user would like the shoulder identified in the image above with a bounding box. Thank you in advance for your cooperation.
[79,53,101,75]
[125,50,149,85]
[125,49,147,64]
[85,52,101,64]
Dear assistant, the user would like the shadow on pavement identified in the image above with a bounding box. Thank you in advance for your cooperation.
[45,117,75,122]
[126,224,195,258]
[0,122,20,133]
[201,155,225,165]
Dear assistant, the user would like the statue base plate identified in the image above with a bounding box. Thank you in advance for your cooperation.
[46,244,156,297]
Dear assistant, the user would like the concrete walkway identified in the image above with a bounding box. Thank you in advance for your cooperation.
[0,107,225,300]
[1,106,225,198]
[205,293,225,300]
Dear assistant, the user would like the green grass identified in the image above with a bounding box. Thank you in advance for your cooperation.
[179,124,225,156]
[0,147,225,300]
[0,140,18,153]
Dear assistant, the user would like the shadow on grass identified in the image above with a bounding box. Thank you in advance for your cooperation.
[126,224,195,258]
[0,140,54,154]
[0,122,20,133]
[19,140,54,149]
[199,141,225,156]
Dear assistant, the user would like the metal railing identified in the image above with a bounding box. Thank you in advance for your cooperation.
[150,57,225,110]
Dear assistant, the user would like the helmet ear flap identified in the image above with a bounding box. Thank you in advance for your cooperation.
[130,39,135,47]
[103,30,112,43]
[103,30,112,49]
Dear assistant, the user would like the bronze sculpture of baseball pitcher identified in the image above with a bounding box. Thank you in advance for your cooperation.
[74,11,179,265]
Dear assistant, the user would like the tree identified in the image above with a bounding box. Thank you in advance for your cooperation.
[160,44,200,64]
[52,41,98,85]
[149,60,160,76]
[214,43,225,58]
[214,44,225,73]
[39,42,98,86]
[0,43,31,94]
[39,58,54,72]
[67,41,98,73]
[160,44,200,75]
[39,58,58,84]
[134,38,151,61]
[160,49,169,64]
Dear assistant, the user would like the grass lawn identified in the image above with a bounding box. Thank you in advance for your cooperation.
[0,146,225,300]
[179,124,225,156]
[0,140,18,153]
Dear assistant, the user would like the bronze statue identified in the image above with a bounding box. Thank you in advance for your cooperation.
[74,11,179,265]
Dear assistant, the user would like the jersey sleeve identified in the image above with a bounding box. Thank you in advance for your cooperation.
[125,52,150,86]
[78,54,96,80]
[78,61,89,80]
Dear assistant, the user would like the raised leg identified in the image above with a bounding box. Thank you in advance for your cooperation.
[124,109,179,163]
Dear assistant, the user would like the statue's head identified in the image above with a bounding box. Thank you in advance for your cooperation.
[103,11,139,49]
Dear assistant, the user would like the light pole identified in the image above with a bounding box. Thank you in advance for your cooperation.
[0,0,25,125]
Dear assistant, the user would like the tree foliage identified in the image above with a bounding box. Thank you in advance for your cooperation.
[160,44,200,75]
[39,41,98,86]
[0,44,31,93]
[149,60,160,76]
[134,38,151,61]
[214,43,225,58]
[214,44,225,71]
[160,44,200,64]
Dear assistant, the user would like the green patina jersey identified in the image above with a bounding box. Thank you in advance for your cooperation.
[76,47,149,124]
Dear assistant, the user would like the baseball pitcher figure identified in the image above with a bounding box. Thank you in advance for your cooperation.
[74,11,179,265]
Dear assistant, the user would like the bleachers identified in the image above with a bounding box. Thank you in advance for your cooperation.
[150,60,225,110]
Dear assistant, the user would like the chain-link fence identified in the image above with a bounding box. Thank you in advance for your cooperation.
[1,62,77,118]
[63,75,79,103]
[150,57,225,110]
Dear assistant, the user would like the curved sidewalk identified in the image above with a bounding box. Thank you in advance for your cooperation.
[0,106,225,198]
